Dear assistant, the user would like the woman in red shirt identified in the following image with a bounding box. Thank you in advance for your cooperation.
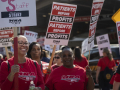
[73,47,88,69]
[45,47,94,90]
[0,35,44,90]
[27,42,52,83]
[96,48,116,90]
[27,42,43,72]
[51,50,63,71]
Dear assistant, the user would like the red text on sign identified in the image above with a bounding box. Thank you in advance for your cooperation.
[1,0,29,11]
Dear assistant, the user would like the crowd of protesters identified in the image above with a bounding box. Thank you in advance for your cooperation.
[0,35,120,90]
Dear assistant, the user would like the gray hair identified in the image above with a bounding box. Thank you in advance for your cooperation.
[0,54,3,59]
[10,35,28,44]
[103,48,113,61]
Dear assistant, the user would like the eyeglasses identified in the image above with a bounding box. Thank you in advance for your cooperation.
[54,57,60,59]
[18,41,29,46]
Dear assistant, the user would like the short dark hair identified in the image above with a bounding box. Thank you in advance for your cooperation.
[27,42,43,59]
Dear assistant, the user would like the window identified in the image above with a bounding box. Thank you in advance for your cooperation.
[84,49,100,60]
[90,50,100,60]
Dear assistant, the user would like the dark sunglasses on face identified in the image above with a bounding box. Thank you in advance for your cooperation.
[18,41,29,46]
[54,57,60,59]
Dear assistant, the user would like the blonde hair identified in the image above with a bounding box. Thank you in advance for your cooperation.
[55,50,62,57]
[103,48,113,61]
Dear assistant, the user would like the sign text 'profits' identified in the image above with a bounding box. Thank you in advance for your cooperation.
[44,2,77,45]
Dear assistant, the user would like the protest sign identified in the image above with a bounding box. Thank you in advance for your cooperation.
[0,29,13,47]
[24,31,38,44]
[45,45,60,53]
[88,0,104,50]
[96,34,111,56]
[116,22,120,54]
[82,38,88,54]
[37,37,45,47]
[44,2,77,45]
[0,0,36,28]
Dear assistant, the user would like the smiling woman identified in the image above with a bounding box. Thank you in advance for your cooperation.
[0,35,44,90]
[45,47,94,90]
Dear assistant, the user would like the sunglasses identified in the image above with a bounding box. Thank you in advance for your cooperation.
[54,57,60,59]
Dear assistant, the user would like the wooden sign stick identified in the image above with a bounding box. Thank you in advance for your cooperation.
[48,45,56,69]
[5,47,9,59]
[13,27,19,90]
[88,50,90,65]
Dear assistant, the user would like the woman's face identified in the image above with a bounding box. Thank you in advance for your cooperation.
[62,50,73,68]
[54,54,62,64]
[17,37,29,56]
[30,44,41,59]
[103,52,107,57]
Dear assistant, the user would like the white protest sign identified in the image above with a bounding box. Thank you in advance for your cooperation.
[0,28,13,47]
[24,31,38,44]
[44,2,77,45]
[88,0,104,50]
[37,37,45,47]
[0,0,36,27]
[96,34,111,56]
[116,22,120,54]
[45,45,60,53]
[82,38,89,54]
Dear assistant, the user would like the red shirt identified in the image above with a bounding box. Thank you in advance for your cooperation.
[114,64,120,82]
[110,74,115,85]
[73,57,88,69]
[0,57,44,90]
[97,57,116,71]
[39,61,49,83]
[45,65,88,90]
[51,64,60,71]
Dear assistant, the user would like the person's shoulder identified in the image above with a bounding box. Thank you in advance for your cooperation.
[74,65,85,69]
[26,57,38,64]
[51,64,56,68]
[111,59,115,62]
[6,57,14,64]
[1,57,14,67]
[74,65,86,72]
[51,66,62,73]
[98,57,103,61]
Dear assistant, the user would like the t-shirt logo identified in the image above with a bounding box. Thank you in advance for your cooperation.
[18,72,36,81]
[61,75,80,83]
